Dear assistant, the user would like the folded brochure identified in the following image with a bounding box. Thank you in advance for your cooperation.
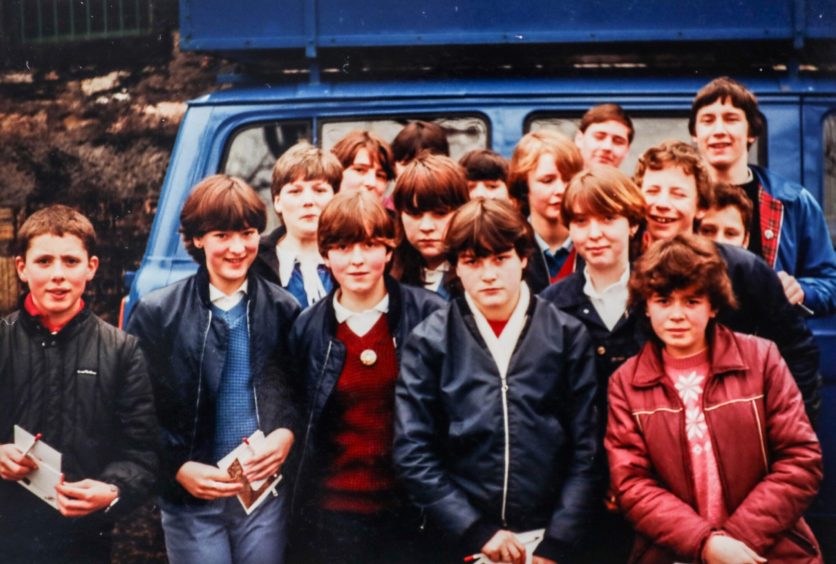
[14,425,62,510]
[217,430,282,515]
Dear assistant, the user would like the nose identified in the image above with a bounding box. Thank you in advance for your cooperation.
[471,182,487,199]
[588,219,602,238]
[301,187,315,205]
[49,261,67,280]
[363,169,377,189]
[229,234,246,254]
[652,190,672,210]
[669,300,685,319]
[349,244,365,264]
[419,214,435,232]
[481,262,498,282]
[601,136,613,150]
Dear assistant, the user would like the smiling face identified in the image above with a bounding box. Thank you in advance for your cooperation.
[325,241,391,305]
[456,249,527,321]
[193,228,260,294]
[275,177,335,240]
[698,205,749,247]
[646,288,715,358]
[692,98,754,174]
[340,148,390,198]
[400,210,455,269]
[575,120,632,168]
[569,211,634,271]
[640,165,699,242]
[527,153,567,224]
[16,234,98,327]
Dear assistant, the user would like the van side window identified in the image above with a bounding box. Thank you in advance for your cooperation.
[321,115,489,160]
[527,114,761,174]
[824,113,836,246]
[221,121,313,231]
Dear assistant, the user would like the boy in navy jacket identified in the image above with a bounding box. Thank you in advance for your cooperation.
[128,175,300,564]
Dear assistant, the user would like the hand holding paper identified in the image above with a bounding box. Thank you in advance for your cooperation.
[55,478,119,517]
[0,443,38,481]
[241,428,294,483]
[176,461,243,500]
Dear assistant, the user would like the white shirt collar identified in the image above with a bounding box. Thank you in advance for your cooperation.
[533,229,573,254]
[582,265,630,299]
[276,240,326,287]
[582,266,629,331]
[333,292,390,337]
[209,280,248,311]
[423,262,450,292]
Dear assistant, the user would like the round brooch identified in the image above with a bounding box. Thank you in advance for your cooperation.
[360,349,378,366]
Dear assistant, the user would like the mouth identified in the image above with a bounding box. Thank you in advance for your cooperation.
[46,289,70,299]
[648,214,678,225]
[586,246,610,253]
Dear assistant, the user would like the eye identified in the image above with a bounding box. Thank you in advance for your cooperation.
[643,186,659,195]
[65,257,81,265]
[376,171,388,180]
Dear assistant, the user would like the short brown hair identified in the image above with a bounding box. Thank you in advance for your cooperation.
[391,120,450,163]
[459,149,509,183]
[391,154,470,285]
[331,130,395,181]
[562,166,646,260]
[633,140,712,210]
[317,190,396,256]
[699,182,753,236]
[629,233,737,314]
[180,174,267,262]
[271,142,343,199]
[579,104,635,143]
[688,76,763,146]
[508,130,584,212]
[445,198,534,265]
[392,153,469,216]
[16,205,97,257]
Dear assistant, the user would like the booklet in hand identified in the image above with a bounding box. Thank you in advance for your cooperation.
[217,430,283,515]
[14,425,62,510]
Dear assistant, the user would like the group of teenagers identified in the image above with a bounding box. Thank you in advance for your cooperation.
[1,75,834,564]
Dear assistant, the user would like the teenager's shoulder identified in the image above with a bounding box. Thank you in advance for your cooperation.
[539,271,585,306]
[751,165,807,204]
[532,294,588,333]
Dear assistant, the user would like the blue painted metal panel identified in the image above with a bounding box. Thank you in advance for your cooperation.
[179,0,836,52]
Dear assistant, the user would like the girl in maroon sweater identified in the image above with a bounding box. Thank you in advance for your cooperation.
[288,190,445,563]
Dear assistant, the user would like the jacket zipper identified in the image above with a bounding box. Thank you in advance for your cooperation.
[291,339,333,512]
[246,299,261,429]
[499,371,511,526]
[189,309,213,459]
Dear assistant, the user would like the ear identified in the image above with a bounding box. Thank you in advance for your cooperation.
[629,224,639,238]
[747,135,756,147]
[574,130,584,147]
[520,255,528,271]
[193,236,204,250]
[384,247,393,265]
[14,256,27,283]
[86,255,100,281]
[323,252,331,270]
[742,232,750,247]
[273,195,282,216]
